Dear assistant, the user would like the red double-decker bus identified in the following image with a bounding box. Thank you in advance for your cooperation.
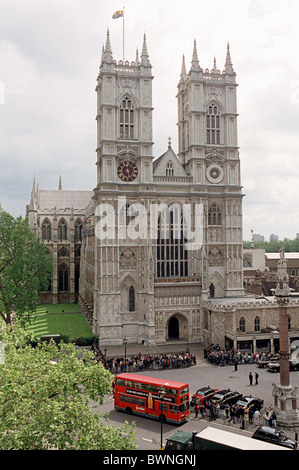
[114,373,189,424]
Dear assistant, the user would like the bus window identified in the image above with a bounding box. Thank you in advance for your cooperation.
[135,398,146,406]
[124,396,134,404]
[169,405,178,413]
[124,380,135,388]
[179,387,189,396]
[135,382,145,390]
[159,403,168,411]
[145,384,156,393]
[116,379,125,386]
[166,388,177,397]
[179,402,189,412]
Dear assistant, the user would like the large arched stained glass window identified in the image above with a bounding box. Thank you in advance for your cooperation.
[156,206,188,278]
[58,263,69,292]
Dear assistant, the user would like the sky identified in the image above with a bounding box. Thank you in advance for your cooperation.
[0,0,299,242]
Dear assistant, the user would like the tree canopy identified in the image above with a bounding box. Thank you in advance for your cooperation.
[0,326,137,450]
[243,237,299,253]
[0,207,53,325]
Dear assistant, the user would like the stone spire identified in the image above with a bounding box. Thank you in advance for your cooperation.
[58,175,62,191]
[225,42,235,75]
[190,39,201,71]
[141,33,150,66]
[32,175,36,194]
[103,28,113,62]
[180,54,187,83]
[135,47,140,65]
[211,57,218,74]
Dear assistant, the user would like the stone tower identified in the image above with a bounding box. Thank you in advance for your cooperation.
[92,30,156,345]
[177,41,244,298]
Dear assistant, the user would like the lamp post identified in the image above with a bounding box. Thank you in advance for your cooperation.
[123,336,127,372]
[104,347,107,368]
[159,386,166,449]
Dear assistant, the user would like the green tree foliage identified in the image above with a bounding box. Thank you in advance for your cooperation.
[243,237,299,253]
[0,326,137,450]
[0,207,53,325]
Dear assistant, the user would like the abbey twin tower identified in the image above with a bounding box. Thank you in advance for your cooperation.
[27,31,245,347]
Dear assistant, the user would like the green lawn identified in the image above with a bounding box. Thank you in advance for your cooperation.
[26,304,95,342]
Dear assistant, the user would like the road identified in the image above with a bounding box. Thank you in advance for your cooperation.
[92,357,299,450]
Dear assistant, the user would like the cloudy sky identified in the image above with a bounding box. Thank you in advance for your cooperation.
[0,0,298,242]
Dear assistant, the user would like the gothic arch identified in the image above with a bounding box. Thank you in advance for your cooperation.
[58,218,68,241]
[41,218,52,241]
[205,99,224,114]
[120,274,137,312]
[209,271,224,298]
[166,313,188,341]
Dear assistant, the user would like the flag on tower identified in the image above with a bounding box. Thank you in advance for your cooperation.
[112,10,124,19]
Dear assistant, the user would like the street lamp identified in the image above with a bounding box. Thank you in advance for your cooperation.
[123,336,127,372]
[158,386,167,450]
[104,347,107,368]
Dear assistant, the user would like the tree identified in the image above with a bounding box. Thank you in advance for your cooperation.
[0,326,137,450]
[0,207,53,325]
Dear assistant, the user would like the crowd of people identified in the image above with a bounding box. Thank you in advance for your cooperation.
[91,343,197,372]
[205,344,270,366]
[190,398,276,429]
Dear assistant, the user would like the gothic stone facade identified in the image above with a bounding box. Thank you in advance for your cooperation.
[28,32,299,349]
[77,33,244,346]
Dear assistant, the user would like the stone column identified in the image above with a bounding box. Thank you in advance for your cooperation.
[272,244,299,428]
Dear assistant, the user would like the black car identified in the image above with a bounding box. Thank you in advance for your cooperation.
[208,389,242,408]
[252,426,297,450]
[232,395,264,413]
[191,386,219,406]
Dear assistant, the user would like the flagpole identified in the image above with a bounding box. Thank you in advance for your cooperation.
[123,6,125,61]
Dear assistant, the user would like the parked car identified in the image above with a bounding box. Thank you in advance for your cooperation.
[257,354,279,368]
[207,389,242,408]
[191,386,218,406]
[267,359,299,372]
[252,426,297,450]
[232,395,264,414]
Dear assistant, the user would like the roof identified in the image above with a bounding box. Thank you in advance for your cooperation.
[266,252,299,260]
[38,190,93,211]
[116,373,188,388]
[167,431,193,444]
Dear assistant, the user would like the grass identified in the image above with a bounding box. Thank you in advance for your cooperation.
[26,303,95,342]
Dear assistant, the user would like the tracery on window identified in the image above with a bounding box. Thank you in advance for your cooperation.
[58,218,67,241]
[42,218,51,241]
[120,97,134,140]
[156,206,188,278]
[208,203,222,226]
[206,104,220,145]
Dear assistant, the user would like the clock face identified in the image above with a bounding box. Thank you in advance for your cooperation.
[206,164,224,184]
[117,161,138,182]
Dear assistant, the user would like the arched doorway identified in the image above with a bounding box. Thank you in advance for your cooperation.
[168,316,179,339]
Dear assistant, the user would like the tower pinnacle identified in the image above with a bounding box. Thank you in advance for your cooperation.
[225,42,235,75]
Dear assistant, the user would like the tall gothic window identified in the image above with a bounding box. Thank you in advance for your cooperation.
[129,286,135,312]
[58,263,69,292]
[208,203,222,226]
[120,97,134,140]
[239,317,246,333]
[156,206,188,278]
[254,316,261,332]
[58,218,67,241]
[206,104,220,145]
[42,219,51,241]
[75,219,83,242]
